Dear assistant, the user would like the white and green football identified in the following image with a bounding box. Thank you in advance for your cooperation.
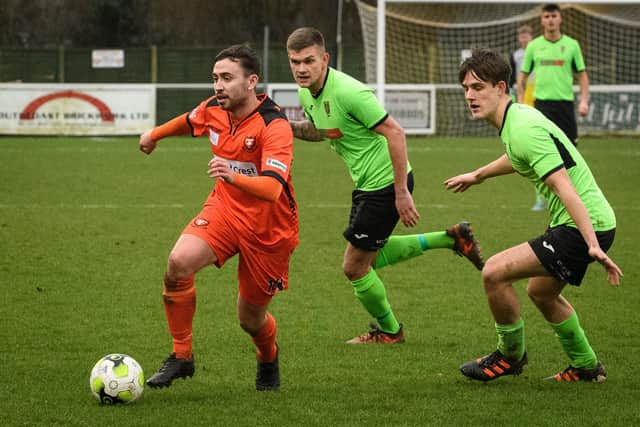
[89,354,144,404]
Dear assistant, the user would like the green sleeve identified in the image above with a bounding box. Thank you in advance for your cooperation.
[514,125,564,179]
[572,40,586,73]
[341,85,388,130]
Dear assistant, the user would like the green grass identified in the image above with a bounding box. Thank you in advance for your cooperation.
[1,135,639,426]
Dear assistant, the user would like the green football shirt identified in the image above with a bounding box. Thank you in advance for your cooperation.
[297,67,411,191]
[500,102,615,231]
[521,34,586,101]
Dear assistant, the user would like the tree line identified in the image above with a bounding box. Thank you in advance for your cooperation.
[1,0,363,48]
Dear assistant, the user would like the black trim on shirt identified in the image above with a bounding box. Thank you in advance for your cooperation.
[185,112,195,137]
[550,132,576,169]
[312,68,331,99]
[540,164,564,181]
[498,101,514,136]
[262,170,297,217]
[369,113,389,131]
[257,97,289,126]
[262,170,286,185]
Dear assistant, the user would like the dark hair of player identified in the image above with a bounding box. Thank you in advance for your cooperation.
[214,44,260,76]
[541,3,561,14]
[458,49,512,87]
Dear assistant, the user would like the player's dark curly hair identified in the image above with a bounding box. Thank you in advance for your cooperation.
[215,44,260,76]
[458,49,511,87]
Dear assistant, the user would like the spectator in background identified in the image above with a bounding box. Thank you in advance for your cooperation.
[511,24,546,211]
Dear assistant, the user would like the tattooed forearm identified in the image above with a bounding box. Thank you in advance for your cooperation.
[290,120,324,141]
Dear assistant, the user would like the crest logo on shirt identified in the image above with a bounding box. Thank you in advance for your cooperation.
[324,101,331,117]
[193,218,209,228]
[560,46,566,53]
[208,129,219,146]
[244,136,258,152]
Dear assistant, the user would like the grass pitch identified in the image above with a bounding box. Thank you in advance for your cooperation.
[1,135,639,426]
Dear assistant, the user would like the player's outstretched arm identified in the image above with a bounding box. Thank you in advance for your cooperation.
[545,168,623,286]
[139,129,157,154]
[290,120,324,141]
[444,154,514,192]
[139,113,191,155]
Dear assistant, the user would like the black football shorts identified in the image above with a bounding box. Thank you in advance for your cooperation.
[528,225,615,286]
[343,172,414,251]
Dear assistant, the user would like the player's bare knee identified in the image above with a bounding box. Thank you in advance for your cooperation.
[526,284,550,306]
[238,316,261,335]
[238,321,256,335]
[481,256,502,288]
[166,251,195,280]
[343,263,366,281]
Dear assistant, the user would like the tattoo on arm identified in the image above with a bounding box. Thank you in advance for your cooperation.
[290,120,323,142]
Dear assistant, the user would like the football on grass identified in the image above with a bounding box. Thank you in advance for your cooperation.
[89,354,144,404]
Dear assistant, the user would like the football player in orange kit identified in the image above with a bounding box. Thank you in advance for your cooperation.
[138,44,298,391]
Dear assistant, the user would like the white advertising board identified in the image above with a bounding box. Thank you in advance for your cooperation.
[0,84,156,135]
[92,50,125,68]
[268,83,436,135]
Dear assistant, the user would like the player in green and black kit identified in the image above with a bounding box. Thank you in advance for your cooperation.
[446,49,622,383]
[517,3,589,146]
[286,27,484,344]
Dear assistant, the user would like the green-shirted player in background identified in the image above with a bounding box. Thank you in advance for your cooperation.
[446,49,622,383]
[286,27,485,344]
[517,3,589,147]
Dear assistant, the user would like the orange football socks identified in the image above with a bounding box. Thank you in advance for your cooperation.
[162,274,196,360]
[252,312,277,363]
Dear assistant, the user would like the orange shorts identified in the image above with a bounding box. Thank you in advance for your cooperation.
[182,199,296,307]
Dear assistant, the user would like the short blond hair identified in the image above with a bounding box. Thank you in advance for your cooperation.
[517,25,533,35]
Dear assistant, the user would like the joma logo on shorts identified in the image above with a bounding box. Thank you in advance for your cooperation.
[542,240,555,253]
[267,278,284,292]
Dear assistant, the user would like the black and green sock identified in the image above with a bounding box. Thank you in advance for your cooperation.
[375,232,454,269]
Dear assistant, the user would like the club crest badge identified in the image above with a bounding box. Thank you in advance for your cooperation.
[193,218,209,227]
[244,136,257,152]
[324,101,331,117]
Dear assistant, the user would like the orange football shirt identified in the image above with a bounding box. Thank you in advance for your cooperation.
[187,94,299,247]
